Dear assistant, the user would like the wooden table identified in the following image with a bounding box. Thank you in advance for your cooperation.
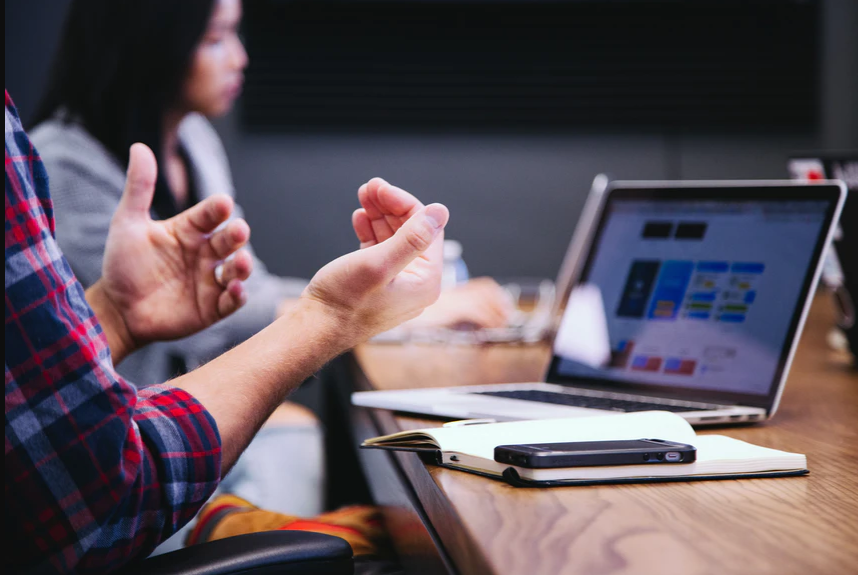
[348,296,858,575]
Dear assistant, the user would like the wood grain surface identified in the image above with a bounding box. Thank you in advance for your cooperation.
[353,295,858,575]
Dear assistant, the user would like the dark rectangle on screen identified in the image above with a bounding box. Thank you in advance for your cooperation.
[675,222,707,239]
[616,260,661,318]
[642,222,673,239]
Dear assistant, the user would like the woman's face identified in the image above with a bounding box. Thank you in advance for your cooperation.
[182,0,248,117]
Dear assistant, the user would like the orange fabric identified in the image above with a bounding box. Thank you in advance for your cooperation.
[187,494,388,557]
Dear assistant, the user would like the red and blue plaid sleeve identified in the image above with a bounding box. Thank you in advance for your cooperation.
[5,91,222,574]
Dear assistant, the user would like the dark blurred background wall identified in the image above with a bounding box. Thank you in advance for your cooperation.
[6,0,857,281]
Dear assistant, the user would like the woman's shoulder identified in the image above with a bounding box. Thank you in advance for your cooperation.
[178,113,235,199]
[178,113,228,159]
[30,117,124,185]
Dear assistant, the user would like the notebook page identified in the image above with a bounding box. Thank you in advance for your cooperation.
[690,435,807,472]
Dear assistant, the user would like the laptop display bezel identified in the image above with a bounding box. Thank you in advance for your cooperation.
[544,181,845,410]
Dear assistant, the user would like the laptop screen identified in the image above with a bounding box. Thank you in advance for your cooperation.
[548,184,843,407]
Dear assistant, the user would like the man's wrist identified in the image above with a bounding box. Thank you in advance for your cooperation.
[287,296,367,354]
[85,280,137,364]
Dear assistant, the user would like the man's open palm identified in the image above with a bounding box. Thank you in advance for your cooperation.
[101,144,253,346]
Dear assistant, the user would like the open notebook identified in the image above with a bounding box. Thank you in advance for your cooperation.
[361,411,807,487]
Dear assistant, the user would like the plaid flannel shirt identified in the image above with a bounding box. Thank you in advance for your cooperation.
[5,91,222,574]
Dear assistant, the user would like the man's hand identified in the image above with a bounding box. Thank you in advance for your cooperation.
[88,144,253,363]
[299,177,449,348]
[173,177,448,469]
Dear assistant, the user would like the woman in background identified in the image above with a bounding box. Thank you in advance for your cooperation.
[31,0,512,549]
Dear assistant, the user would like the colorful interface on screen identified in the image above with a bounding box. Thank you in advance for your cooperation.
[555,198,830,395]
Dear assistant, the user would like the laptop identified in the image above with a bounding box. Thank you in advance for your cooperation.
[353,180,847,425]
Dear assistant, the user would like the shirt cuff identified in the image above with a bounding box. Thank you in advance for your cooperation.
[134,384,223,533]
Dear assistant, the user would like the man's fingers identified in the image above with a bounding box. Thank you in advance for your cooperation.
[376,181,423,219]
[359,178,425,244]
[360,178,422,218]
[370,203,449,279]
[216,251,253,286]
[352,209,377,248]
[115,143,158,218]
[367,196,396,244]
[358,180,384,219]
[358,179,394,242]
[214,253,252,318]
[178,194,234,234]
[374,182,415,239]
[209,218,250,259]
[217,278,248,318]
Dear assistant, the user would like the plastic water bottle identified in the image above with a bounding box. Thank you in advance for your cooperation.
[442,239,469,290]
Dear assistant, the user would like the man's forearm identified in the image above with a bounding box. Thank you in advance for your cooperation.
[85,280,137,365]
[169,297,355,472]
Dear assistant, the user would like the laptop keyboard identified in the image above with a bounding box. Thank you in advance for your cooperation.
[473,389,713,413]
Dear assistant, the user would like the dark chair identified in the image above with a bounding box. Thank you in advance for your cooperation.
[122,531,353,575]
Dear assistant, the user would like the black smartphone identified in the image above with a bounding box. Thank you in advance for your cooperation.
[494,438,696,468]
